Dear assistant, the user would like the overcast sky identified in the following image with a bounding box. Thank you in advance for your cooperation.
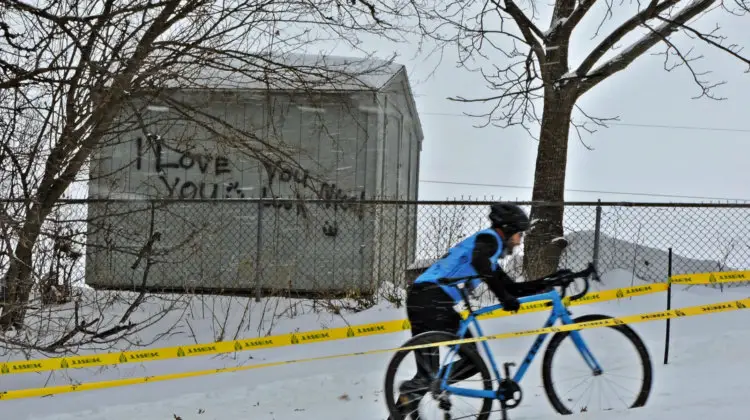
[60,3,750,206]
[343,3,750,204]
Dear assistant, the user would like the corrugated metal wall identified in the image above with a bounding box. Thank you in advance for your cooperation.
[370,72,420,289]
[85,85,420,295]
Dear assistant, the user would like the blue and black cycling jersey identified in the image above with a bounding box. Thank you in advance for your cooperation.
[414,228,519,304]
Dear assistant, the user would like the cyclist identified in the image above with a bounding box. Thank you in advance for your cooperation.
[392,203,552,419]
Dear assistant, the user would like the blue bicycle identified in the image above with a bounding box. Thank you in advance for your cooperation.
[384,263,653,419]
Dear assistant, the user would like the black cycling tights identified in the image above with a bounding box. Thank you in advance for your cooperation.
[404,282,482,392]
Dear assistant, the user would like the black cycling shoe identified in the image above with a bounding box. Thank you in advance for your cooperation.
[391,391,422,420]
[389,378,429,420]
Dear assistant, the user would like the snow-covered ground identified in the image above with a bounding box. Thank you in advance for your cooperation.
[2,268,749,420]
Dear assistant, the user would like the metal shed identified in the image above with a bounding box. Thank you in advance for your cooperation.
[85,53,424,296]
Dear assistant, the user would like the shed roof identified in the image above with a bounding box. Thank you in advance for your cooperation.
[168,53,406,92]
[157,52,424,141]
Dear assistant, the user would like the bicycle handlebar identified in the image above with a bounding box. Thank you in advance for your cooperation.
[538,262,602,302]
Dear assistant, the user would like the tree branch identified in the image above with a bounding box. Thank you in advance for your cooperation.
[561,0,598,31]
[575,0,681,78]
[547,0,577,39]
[578,0,718,95]
[653,32,726,100]
[657,16,750,70]
[494,0,546,67]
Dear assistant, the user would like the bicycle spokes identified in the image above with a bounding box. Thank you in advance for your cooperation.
[544,325,650,413]
[384,332,496,420]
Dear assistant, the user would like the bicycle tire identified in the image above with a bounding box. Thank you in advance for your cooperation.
[541,314,653,415]
[384,331,494,420]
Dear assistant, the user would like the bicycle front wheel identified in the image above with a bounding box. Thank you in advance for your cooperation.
[541,314,653,415]
[384,331,494,420]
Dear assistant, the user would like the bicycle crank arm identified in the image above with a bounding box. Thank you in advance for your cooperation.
[503,362,516,377]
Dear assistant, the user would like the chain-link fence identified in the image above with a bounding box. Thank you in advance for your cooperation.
[405,201,750,290]
[2,199,750,308]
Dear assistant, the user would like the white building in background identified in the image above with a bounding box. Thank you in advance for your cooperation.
[85,54,424,296]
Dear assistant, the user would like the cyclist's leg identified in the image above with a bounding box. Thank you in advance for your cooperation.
[393,283,483,419]
[440,311,482,384]
[392,282,448,419]
[404,283,480,387]
[403,283,446,389]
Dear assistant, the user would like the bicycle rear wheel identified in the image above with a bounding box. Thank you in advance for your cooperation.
[384,331,494,420]
[541,314,653,415]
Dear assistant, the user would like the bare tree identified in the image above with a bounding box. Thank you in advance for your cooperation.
[424,204,470,259]
[0,0,412,336]
[407,0,750,278]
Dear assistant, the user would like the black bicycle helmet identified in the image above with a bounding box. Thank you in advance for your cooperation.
[489,203,530,237]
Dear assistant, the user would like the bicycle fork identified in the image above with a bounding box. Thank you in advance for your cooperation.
[568,330,604,375]
[558,309,604,375]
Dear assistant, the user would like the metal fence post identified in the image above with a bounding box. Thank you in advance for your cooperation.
[664,247,673,365]
[254,199,264,302]
[592,199,602,271]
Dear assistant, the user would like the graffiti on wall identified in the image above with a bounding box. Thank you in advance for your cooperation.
[132,135,364,237]
[259,158,366,233]
[135,136,246,199]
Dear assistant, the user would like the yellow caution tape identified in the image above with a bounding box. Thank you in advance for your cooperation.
[668,270,750,285]
[468,282,670,320]
[1,296,747,401]
[0,283,669,376]
[0,270,745,377]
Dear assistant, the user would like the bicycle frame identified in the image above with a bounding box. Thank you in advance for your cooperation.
[436,288,604,401]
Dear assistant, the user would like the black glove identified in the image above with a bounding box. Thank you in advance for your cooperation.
[501,294,521,312]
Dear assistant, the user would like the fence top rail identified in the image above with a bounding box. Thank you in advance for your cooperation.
[2,197,750,208]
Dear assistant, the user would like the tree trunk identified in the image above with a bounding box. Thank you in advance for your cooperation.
[0,89,127,331]
[0,214,44,330]
[523,87,576,280]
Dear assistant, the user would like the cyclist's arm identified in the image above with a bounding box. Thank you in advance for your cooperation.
[471,234,550,298]
[470,233,517,301]
[512,279,552,296]
[513,269,571,296]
